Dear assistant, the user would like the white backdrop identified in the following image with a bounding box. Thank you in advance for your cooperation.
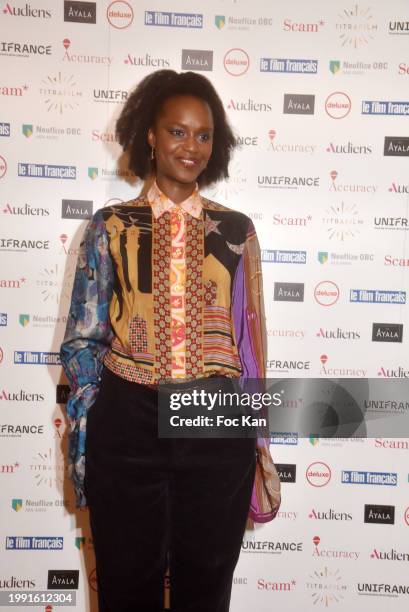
[1,1,409,610]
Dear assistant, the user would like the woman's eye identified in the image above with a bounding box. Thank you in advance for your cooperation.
[170,129,184,137]
[199,133,211,142]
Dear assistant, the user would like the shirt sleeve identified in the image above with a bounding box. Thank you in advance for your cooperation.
[60,208,114,506]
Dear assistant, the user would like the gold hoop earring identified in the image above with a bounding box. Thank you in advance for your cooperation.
[150,147,155,160]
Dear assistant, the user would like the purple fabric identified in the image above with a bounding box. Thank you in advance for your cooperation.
[231,256,259,379]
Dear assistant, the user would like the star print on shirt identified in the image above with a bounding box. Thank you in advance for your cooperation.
[204,213,222,237]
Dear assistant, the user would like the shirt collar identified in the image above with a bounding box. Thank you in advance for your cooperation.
[147,181,202,220]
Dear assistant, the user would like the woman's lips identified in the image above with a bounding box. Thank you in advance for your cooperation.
[178,158,198,168]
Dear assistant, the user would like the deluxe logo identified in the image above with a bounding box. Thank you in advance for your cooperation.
[378,366,409,378]
[362,100,409,116]
[314,281,340,306]
[283,93,314,114]
[144,10,202,29]
[330,59,387,75]
[326,141,372,155]
[0,84,28,97]
[0,41,51,57]
[372,323,403,343]
[48,570,79,590]
[0,424,44,437]
[242,540,301,554]
[275,463,296,483]
[181,50,213,71]
[2,202,49,216]
[388,182,409,194]
[371,548,409,561]
[316,327,360,340]
[224,48,249,76]
[227,98,272,112]
[107,0,133,28]
[384,136,409,156]
[267,359,310,373]
[388,21,409,35]
[39,73,82,114]
[261,250,306,264]
[270,432,298,445]
[312,535,360,560]
[335,5,377,46]
[260,58,317,73]
[93,89,127,103]
[325,91,351,118]
[124,52,170,68]
[0,277,25,288]
[64,1,96,24]
[350,289,405,304]
[364,504,395,525]
[0,155,7,178]
[6,537,63,550]
[14,351,61,365]
[62,38,112,65]
[0,313,7,326]
[0,123,10,137]
[274,282,304,302]
[0,238,49,251]
[258,175,319,189]
[18,163,76,180]
[341,470,397,486]
[2,3,51,18]
[306,462,331,487]
[267,130,316,155]
[329,169,377,193]
[61,199,93,220]
[283,18,324,32]
[0,388,44,401]
[322,201,363,241]
[309,508,353,521]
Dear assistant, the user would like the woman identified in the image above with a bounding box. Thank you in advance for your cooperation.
[60,70,280,612]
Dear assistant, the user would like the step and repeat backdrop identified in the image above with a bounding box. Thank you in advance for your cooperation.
[1,0,409,610]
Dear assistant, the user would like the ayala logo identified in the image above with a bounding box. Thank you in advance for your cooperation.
[61,199,93,220]
[274,282,304,302]
[64,1,96,24]
[309,508,352,521]
[56,384,70,404]
[283,93,314,114]
[316,327,360,340]
[384,136,409,156]
[326,141,372,154]
[372,323,403,343]
[181,49,213,71]
[388,182,409,194]
[371,548,409,561]
[275,463,296,483]
[47,570,79,589]
[364,504,395,525]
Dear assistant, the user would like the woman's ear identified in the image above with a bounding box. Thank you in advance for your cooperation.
[147,128,155,149]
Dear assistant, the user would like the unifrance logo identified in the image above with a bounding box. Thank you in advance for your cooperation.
[18,163,76,179]
[260,58,318,73]
[306,462,331,487]
[362,100,409,115]
[14,351,61,365]
[6,537,63,550]
[144,10,202,28]
[341,471,397,486]
[261,250,306,264]
[350,289,405,304]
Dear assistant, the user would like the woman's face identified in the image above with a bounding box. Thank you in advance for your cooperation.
[148,95,214,198]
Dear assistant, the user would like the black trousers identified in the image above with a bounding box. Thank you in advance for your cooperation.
[85,368,256,612]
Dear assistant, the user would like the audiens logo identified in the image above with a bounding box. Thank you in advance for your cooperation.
[64,1,96,24]
[384,136,409,156]
[283,93,314,114]
[2,3,51,18]
[364,504,395,525]
[372,323,403,343]
[125,52,170,68]
[227,98,272,112]
[309,508,352,521]
[48,570,79,590]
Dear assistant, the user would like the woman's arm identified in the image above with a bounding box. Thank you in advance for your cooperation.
[60,209,114,506]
